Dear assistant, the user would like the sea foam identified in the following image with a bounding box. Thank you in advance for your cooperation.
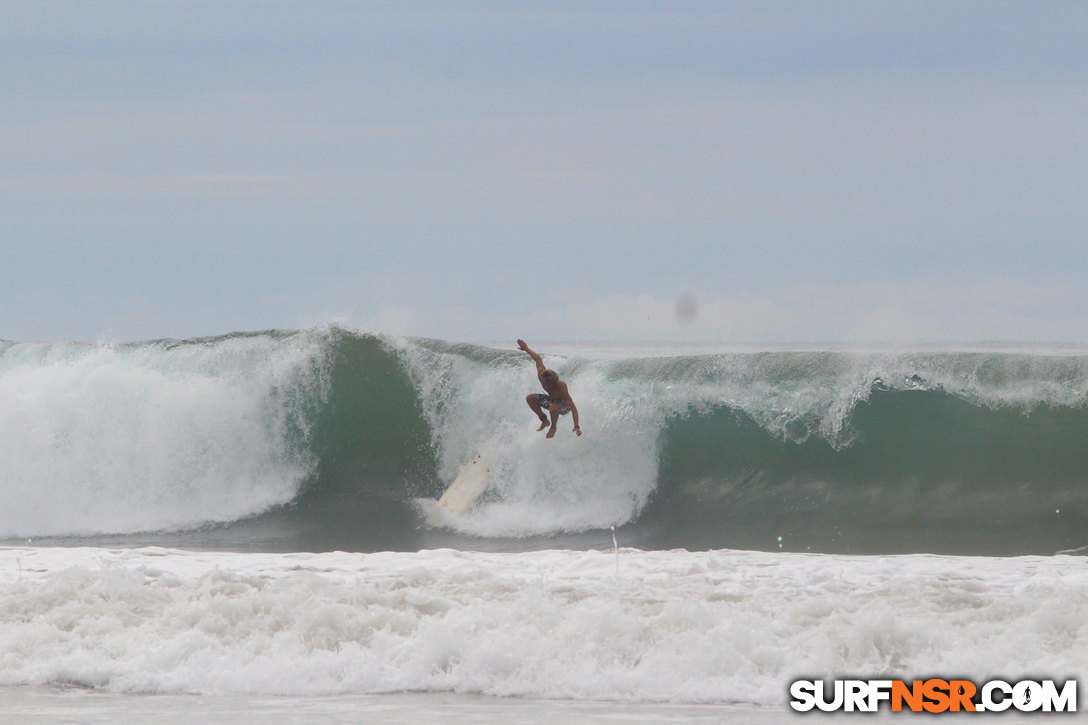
[0,332,327,538]
[1,546,1085,703]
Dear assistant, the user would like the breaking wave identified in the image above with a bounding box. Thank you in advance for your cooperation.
[4,327,1088,555]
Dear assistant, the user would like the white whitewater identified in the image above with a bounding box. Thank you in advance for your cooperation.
[1,546,1085,704]
[0,332,328,538]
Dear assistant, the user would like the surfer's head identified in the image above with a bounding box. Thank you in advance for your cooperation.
[542,369,559,385]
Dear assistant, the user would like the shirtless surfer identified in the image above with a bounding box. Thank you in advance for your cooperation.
[518,339,581,438]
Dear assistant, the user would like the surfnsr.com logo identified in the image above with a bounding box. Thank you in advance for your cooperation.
[790,679,1077,713]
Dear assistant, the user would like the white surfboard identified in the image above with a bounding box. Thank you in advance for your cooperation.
[438,456,489,515]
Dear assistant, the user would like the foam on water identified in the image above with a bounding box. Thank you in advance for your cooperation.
[1,546,1085,703]
[0,332,328,538]
[391,339,663,537]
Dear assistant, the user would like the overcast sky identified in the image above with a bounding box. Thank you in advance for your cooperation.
[2,1,1086,343]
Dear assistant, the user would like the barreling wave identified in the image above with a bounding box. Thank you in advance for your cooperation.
[3,326,1088,555]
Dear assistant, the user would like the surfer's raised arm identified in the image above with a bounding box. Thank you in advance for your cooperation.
[518,339,582,438]
[517,339,547,377]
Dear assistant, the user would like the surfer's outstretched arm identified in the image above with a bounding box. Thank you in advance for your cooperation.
[517,339,547,376]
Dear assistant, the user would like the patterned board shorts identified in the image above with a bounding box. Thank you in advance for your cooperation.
[536,393,571,415]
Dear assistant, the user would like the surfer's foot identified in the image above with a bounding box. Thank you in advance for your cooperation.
[546,425,557,439]
[536,418,549,432]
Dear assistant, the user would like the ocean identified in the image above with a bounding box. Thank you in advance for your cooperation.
[2,326,1086,722]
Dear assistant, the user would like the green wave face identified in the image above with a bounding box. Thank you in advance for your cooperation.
[654,391,1088,555]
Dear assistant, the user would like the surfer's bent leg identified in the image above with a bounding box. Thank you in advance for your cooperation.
[526,393,549,431]
[546,403,561,438]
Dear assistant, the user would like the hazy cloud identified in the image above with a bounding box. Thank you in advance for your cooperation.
[2,2,1086,342]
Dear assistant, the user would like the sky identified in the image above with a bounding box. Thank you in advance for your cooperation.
[2,0,1087,343]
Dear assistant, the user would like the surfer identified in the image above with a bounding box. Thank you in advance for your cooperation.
[518,339,581,438]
